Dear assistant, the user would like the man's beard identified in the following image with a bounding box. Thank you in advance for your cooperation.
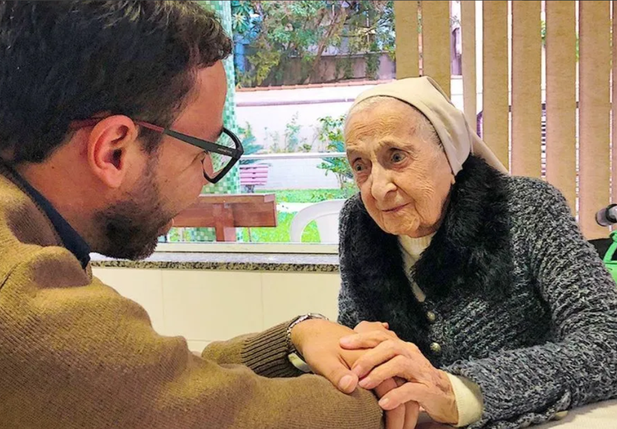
[94,161,173,260]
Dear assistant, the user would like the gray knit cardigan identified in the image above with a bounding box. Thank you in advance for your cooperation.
[337,156,617,429]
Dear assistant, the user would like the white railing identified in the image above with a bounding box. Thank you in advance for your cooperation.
[241,152,347,161]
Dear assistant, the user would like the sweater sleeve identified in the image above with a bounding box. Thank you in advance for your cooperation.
[201,321,302,378]
[444,180,617,429]
[0,248,384,429]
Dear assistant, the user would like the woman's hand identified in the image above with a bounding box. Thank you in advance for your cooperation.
[340,330,459,425]
[354,321,421,429]
[353,320,398,338]
[374,376,421,429]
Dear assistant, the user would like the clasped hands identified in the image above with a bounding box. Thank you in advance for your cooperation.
[291,319,458,429]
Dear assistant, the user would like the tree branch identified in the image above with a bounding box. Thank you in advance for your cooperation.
[305,7,349,84]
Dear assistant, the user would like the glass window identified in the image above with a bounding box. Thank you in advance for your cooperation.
[163,1,468,247]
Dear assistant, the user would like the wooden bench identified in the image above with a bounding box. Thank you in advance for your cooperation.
[172,194,277,242]
[239,164,269,193]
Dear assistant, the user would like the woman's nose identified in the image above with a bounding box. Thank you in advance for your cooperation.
[370,165,396,201]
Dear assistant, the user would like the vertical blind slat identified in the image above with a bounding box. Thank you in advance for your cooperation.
[421,1,451,96]
[612,1,617,205]
[482,1,510,168]
[511,1,542,178]
[545,1,578,214]
[579,1,611,239]
[394,0,419,79]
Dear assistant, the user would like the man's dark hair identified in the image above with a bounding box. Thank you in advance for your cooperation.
[0,1,232,163]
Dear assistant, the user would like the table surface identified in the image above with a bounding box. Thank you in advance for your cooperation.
[415,399,617,429]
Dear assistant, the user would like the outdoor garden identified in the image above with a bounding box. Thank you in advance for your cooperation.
[237,115,358,243]
[168,1,396,243]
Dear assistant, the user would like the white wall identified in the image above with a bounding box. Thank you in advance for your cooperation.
[236,79,467,155]
[257,158,340,190]
[93,267,341,353]
[236,84,374,153]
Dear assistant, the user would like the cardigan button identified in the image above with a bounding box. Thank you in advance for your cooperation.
[430,342,442,354]
[426,311,436,323]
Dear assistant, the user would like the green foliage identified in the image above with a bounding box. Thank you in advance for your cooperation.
[266,113,310,153]
[335,57,355,81]
[315,115,344,148]
[232,1,394,86]
[364,52,381,81]
[315,115,354,189]
[283,113,305,152]
[237,122,264,165]
[240,211,320,243]
[341,1,394,80]
[231,0,254,34]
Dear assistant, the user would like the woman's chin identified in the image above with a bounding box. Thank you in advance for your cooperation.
[381,220,421,237]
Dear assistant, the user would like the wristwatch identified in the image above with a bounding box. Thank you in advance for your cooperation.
[286,313,329,373]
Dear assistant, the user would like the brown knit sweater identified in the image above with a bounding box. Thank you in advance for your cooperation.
[0,167,383,429]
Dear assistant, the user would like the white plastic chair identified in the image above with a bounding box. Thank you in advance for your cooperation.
[289,199,347,243]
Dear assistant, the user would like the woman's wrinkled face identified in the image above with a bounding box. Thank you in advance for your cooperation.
[345,98,454,237]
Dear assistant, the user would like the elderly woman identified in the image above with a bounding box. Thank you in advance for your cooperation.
[337,77,617,429]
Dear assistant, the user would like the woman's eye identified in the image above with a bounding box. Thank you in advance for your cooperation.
[391,151,406,163]
[353,161,365,172]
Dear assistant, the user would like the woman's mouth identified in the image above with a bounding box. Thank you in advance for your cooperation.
[383,203,410,213]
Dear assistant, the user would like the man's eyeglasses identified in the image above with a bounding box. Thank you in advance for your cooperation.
[70,118,244,184]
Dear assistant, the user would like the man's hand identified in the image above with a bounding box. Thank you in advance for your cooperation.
[290,319,364,393]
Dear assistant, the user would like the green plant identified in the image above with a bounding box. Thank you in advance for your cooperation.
[365,51,380,81]
[315,115,354,189]
[237,122,264,165]
[267,113,309,153]
[231,0,254,35]
[283,113,305,152]
[335,56,355,81]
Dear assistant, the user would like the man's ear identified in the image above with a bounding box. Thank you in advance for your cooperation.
[85,115,140,189]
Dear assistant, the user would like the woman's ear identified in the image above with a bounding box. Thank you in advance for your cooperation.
[85,115,140,189]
